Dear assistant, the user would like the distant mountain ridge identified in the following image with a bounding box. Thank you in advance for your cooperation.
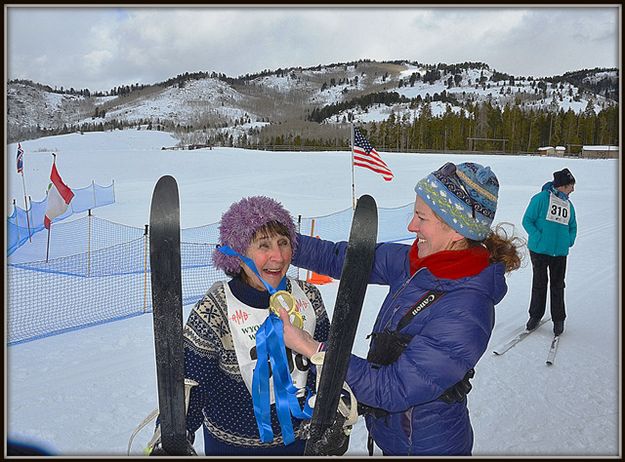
[6,59,619,147]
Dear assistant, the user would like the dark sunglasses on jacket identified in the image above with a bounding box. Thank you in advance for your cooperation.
[435,162,477,219]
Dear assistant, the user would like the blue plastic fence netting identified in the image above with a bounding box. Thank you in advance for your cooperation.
[7,181,115,256]
[7,202,414,346]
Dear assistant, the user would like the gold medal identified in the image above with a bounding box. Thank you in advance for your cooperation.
[269,290,304,329]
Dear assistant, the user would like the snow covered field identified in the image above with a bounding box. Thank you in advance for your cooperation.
[6,130,621,456]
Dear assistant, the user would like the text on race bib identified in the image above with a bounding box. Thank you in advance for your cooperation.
[546,193,571,225]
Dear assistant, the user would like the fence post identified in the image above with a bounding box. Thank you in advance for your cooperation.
[297,214,302,279]
[87,209,92,277]
[144,224,149,313]
[306,218,316,282]
[13,199,20,240]
[26,196,35,242]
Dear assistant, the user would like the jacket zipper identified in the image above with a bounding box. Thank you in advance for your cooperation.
[407,406,414,456]
[381,269,422,331]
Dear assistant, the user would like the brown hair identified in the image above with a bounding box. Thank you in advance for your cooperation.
[251,220,292,243]
[436,212,524,273]
[468,223,525,273]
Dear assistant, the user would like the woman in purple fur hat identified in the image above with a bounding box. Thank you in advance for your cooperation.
[152,196,332,456]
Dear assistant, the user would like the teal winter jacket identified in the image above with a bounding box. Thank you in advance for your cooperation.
[522,182,577,257]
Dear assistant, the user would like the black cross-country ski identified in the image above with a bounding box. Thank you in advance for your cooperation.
[304,194,378,456]
[149,175,196,455]
[492,318,552,355]
[546,335,560,365]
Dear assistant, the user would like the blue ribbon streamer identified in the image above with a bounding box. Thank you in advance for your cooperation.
[271,324,314,425]
[218,245,286,292]
[252,315,274,442]
[218,245,313,445]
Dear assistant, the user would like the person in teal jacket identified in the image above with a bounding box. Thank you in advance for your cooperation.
[522,168,577,336]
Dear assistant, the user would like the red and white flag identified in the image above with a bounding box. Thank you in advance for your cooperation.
[44,162,74,229]
[352,127,394,181]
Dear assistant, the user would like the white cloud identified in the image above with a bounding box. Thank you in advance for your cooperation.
[83,49,114,75]
[6,6,620,91]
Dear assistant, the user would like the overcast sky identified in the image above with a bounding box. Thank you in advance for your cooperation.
[6,6,621,92]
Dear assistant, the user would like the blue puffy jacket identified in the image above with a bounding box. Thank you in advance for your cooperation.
[293,234,508,455]
[522,182,577,257]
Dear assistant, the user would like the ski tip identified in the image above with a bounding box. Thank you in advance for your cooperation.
[149,175,181,226]
[151,176,179,200]
[546,361,553,366]
[357,194,377,208]
[155,174,177,188]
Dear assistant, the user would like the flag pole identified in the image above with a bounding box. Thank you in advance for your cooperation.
[17,144,32,241]
[45,223,52,263]
[45,153,57,263]
[13,199,20,241]
[350,123,356,210]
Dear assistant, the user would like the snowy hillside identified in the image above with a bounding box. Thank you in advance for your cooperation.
[7,60,618,144]
[328,64,616,125]
[99,78,260,127]
[5,130,621,457]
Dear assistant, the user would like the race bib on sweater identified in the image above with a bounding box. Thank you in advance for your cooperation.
[225,279,316,403]
[546,193,571,225]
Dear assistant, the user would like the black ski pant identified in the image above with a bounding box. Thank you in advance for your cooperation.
[528,250,567,322]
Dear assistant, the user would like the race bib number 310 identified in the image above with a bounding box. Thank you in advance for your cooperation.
[546,193,571,225]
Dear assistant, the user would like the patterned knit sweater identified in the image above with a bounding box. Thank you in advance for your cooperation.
[183,276,330,456]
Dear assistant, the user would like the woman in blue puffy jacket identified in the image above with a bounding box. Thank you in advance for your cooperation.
[280,162,523,456]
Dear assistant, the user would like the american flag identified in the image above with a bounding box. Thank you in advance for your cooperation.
[352,128,394,181]
[16,143,24,174]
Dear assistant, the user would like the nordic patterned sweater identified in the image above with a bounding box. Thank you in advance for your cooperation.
[183,276,330,456]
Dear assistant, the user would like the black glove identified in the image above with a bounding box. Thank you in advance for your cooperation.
[149,431,196,456]
[148,446,169,456]
[357,402,388,419]
[439,368,475,404]
[149,441,196,456]
[307,413,351,456]
[366,329,412,367]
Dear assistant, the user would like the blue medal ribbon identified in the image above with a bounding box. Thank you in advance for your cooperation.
[218,245,313,445]
[218,245,287,293]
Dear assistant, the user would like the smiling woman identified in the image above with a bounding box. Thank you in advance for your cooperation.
[239,224,294,291]
[408,196,464,258]
[281,161,525,456]
[148,195,332,456]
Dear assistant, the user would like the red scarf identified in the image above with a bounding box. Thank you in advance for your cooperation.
[408,240,490,279]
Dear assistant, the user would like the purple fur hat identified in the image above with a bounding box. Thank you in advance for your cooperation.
[212,196,298,275]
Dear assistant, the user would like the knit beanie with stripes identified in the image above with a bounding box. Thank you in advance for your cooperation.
[414,162,499,241]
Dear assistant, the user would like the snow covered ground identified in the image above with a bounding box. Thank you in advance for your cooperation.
[6,130,621,456]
